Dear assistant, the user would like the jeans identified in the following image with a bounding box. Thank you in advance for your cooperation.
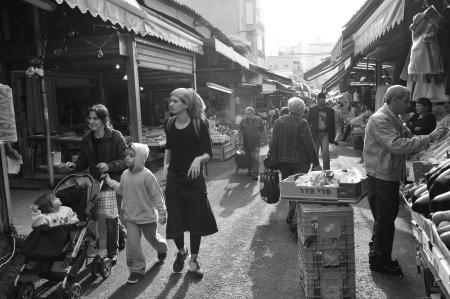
[313,132,330,170]
[279,162,311,226]
[367,176,400,262]
[97,217,119,257]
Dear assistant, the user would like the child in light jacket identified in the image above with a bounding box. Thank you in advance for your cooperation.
[106,142,168,284]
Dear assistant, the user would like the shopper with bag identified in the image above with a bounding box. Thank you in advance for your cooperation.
[66,104,127,265]
[164,88,218,278]
[240,107,264,180]
[268,97,321,233]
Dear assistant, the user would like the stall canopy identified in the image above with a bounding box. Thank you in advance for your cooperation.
[352,0,405,56]
[213,38,250,69]
[55,0,204,54]
[206,82,233,94]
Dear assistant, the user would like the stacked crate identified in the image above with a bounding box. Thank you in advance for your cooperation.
[297,203,356,299]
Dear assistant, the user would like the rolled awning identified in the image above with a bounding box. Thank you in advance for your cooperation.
[352,0,405,55]
[55,0,204,54]
[214,38,250,69]
[206,82,233,94]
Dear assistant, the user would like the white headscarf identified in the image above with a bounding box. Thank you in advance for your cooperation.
[170,88,206,119]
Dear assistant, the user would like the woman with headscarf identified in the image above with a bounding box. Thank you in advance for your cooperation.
[406,97,436,135]
[164,88,218,278]
[66,104,127,265]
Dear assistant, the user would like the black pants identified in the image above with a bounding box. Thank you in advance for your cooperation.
[367,176,400,262]
[174,233,201,255]
[279,162,311,224]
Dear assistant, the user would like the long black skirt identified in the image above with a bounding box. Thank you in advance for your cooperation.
[165,171,218,239]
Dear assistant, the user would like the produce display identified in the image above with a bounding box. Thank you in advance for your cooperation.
[208,118,236,144]
[412,117,450,163]
[405,158,450,249]
[142,126,166,146]
[294,169,366,187]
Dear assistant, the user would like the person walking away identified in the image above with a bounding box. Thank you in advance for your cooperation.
[406,97,436,135]
[66,104,127,265]
[164,88,218,278]
[240,107,264,180]
[364,85,447,275]
[269,97,321,233]
[307,93,335,170]
[334,102,345,142]
[105,143,168,284]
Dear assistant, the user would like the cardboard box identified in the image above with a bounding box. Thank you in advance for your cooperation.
[280,175,367,204]
[406,161,436,182]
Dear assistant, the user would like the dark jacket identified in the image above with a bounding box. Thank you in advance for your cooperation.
[240,116,264,151]
[269,114,320,167]
[406,113,436,135]
[307,105,336,142]
[75,127,127,181]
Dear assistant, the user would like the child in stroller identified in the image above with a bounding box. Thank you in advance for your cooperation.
[7,174,111,299]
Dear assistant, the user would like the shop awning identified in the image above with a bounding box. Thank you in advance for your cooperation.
[206,82,233,94]
[214,38,250,69]
[303,57,340,81]
[55,0,204,54]
[352,0,405,56]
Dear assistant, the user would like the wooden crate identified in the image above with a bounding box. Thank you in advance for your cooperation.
[212,141,235,161]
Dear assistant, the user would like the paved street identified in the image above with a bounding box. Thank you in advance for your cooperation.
[7,143,431,298]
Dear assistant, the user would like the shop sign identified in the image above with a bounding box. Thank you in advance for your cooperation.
[262,83,276,94]
[0,84,17,143]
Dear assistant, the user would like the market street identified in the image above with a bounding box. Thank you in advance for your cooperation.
[4,143,429,299]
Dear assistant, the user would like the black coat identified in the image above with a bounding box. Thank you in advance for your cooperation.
[307,105,336,142]
[75,127,127,181]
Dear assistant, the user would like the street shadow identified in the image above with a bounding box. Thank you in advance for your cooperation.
[247,200,303,298]
[168,272,203,299]
[219,175,259,218]
[153,272,184,299]
[108,262,163,299]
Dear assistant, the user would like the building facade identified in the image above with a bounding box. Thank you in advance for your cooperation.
[178,0,265,66]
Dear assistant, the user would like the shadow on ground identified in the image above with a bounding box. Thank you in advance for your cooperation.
[219,173,259,218]
[247,201,302,298]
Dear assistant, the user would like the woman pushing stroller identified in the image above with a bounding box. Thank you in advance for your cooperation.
[66,104,127,265]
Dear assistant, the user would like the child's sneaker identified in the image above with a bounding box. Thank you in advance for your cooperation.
[173,248,189,273]
[188,258,204,278]
[158,251,167,262]
[127,272,143,284]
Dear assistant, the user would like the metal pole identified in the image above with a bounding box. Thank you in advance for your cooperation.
[32,7,54,188]
[0,144,13,231]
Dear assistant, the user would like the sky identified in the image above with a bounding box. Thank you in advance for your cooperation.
[261,0,367,55]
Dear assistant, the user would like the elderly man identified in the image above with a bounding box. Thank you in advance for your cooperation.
[307,93,335,170]
[240,107,264,180]
[364,85,446,275]
[269,98,321,232]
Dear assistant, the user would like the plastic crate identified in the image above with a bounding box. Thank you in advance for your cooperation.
[298,245,355,271]
[299,267,356,299]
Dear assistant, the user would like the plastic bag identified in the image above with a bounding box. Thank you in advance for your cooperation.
[260,168,280,204]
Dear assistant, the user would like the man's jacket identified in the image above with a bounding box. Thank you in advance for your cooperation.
[240,116,264,150]
[307,105,336,141]
[269,114,320,167]
[363,104,430,181]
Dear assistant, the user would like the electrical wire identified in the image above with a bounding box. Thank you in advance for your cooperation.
[0,236,16,269]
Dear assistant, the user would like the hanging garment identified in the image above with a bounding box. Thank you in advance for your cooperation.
[412,74,449,102]
[375,85,391,111]
[408,6,444,75]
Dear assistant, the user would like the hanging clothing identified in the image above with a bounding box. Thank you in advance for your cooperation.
[375,85,390,111]
[408,6,444,75]
[412,74,449,102]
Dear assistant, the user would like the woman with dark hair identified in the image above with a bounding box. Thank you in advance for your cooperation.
[66,104,127,264]
[406,97,436,135]
[164,88,218,278]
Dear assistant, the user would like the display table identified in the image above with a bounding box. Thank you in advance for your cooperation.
[211,141,235,161]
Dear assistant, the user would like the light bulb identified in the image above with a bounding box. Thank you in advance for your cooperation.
[115,64,120,69]
[123,75,128,80]
[97,49,104,59]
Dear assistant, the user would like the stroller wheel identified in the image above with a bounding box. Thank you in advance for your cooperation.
[17,281,34,299]
[63,283,82,299]
[7,282,18,299]
[99,258,112,279]
[90,256,101,278]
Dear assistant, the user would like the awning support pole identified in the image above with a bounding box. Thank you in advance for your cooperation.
[126,35,143,142]
[32,6,54,188]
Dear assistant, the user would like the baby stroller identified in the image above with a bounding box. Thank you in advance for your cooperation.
[235,149,252,174]
[7,174,110,299]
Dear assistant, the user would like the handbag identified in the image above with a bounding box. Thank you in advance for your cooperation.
[259,168,280,204]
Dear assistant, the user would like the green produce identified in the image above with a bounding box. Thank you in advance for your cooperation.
[438,224,450,235]
[432,210,450,225]
[439,231,450,248]
[430,190,450,212]
[438,220,450,229]
[427,159,450,189]
[429,168,450,200]
[412,185,428,203]
[405,184,422,200]
[412,192,430,215]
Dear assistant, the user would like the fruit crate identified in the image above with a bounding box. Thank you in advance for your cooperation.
[298,243,355,271]
[211,141,235,161]
[280,175,367,204]
[299,267,356,299]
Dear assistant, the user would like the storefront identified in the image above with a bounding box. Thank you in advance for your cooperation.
[0,0,204,184]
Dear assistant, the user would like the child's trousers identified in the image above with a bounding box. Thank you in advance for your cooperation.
[125,221,168,274]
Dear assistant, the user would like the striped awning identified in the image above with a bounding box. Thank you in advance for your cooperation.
[352,0,405,55]
[55,0,204,54]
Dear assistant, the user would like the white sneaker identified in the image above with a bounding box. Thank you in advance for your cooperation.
[188,259,203,278]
